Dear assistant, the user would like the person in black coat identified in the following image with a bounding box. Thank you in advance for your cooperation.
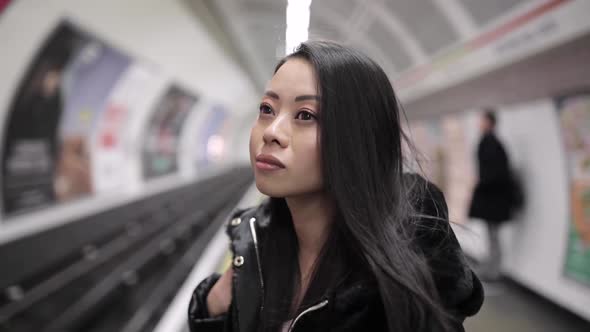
[469,111,513,280]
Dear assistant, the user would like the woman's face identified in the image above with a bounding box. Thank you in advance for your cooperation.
[249,58,323,198]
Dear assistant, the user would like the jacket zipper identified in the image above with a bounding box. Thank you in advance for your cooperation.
[287,299,329,332]
[249,217,265,314]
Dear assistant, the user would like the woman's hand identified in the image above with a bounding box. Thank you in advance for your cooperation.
[206,267,233,317]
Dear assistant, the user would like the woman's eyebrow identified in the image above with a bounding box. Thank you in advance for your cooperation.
[264,90,280,100]
[264,91,320,102]
[294,95,320,102]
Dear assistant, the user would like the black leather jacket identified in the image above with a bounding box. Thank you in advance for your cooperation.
[188,176,484,332]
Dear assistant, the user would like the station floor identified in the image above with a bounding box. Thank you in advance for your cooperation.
[464,279,589,331]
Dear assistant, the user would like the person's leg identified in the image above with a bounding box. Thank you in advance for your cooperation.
[486,221,502,279]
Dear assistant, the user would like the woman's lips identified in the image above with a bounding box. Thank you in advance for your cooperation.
[255,154,285,171]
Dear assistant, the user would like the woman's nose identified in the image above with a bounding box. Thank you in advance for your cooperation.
[263,114,289,148]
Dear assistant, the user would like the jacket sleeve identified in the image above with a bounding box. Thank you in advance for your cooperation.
[188,273,226,332]
[407,174,484,321]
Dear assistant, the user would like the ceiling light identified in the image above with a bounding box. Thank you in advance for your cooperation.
[285,0,312,55]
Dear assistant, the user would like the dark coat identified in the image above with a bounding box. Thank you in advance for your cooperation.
[189,175,484,332]
[469,133,513,223]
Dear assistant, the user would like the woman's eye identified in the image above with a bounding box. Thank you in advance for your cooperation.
[259,104,273,115]
[296,110,316,121]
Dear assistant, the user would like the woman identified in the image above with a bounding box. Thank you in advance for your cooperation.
[188,41,483,332]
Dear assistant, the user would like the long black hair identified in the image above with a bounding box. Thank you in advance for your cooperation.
[258,41,453,331]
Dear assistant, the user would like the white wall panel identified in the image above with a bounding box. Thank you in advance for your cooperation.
[453,99,590,320]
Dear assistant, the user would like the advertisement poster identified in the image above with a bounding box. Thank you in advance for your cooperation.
[196,105,228,169]
[0,0,11,15]
[409,114,476,224]
[557,93,590,286]
[409,120,446,192]
[440,115,476,224]
[1,21,131,215]
[92,64,162,193]
[142,86,198,179]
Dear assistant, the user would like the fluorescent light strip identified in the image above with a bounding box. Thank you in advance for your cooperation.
[286,0,312,55]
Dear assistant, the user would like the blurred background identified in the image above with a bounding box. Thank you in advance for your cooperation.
[0,0,589,331]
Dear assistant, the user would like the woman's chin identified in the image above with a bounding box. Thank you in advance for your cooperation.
[254,180,285,198]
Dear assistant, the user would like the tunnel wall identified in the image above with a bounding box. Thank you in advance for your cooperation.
[497,99,590,321]
[0,0,256,240]
[424,99,590,321]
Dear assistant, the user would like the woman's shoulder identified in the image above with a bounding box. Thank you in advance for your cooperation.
[403,174,484,318]
[403,173,448,220]
[403,173,459,259]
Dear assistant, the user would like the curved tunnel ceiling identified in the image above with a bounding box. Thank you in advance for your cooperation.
[204,0,534,88]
